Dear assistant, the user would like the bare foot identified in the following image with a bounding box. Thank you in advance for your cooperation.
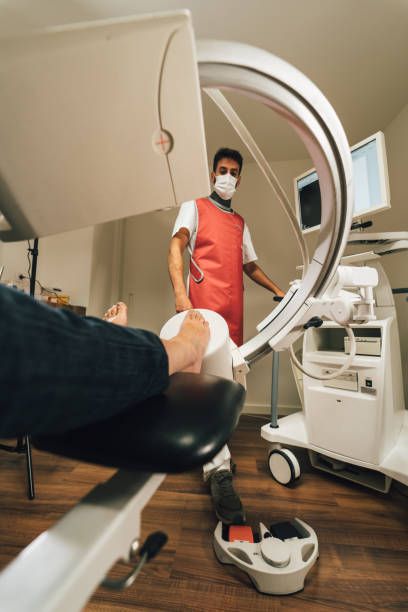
[103,302,128,326]
[177,310,210,373]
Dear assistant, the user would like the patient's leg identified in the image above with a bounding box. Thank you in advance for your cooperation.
[161,310,210,375]
[103,302,128,326]
[103,304,209,375]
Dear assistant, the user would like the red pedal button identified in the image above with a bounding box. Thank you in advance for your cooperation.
[228,526,254,543]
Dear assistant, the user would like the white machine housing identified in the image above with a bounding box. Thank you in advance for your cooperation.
[0,10,210,240]
[160,309,234,381]
[303,316,404,466]
[262,234,408,493]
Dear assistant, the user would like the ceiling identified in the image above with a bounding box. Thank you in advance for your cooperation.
[3,0,408,161]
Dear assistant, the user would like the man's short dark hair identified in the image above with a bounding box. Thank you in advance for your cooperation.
[213,148,243,175]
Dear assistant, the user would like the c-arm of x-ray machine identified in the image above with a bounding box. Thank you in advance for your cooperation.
[0,8,380,610]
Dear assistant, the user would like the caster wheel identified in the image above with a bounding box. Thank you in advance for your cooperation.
[268,448,300,485]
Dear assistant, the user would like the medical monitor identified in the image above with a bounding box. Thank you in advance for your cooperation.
[0,11,210,242]
[294,131,390,233]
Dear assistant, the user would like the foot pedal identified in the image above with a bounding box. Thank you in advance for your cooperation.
[214,518,318,595]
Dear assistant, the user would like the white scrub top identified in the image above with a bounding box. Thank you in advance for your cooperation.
[172,199,258,265]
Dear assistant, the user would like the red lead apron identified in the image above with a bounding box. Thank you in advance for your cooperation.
[189,198,245,346]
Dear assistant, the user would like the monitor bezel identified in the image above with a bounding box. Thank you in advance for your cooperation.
[294,131,391,234]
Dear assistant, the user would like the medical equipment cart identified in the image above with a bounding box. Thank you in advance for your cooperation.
[262,235,408,492]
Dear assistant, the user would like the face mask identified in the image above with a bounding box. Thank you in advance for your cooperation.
[214,173,237,200]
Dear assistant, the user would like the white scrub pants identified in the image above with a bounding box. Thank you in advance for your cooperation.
[203,444,231,480]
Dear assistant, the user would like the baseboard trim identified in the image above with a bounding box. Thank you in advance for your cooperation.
[242,403,301,416]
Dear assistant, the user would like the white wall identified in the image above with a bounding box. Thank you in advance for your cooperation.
[87,220,123,317]
[382,103,408,404]
[120,208,181,335]
[0,226,94,307]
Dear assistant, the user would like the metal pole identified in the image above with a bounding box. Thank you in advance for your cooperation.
[29,238,39,297]
[270,350,279,428]
[25,435,35,500]
[25,237,38,500]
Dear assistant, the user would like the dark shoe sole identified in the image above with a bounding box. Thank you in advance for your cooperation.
[214,508,246,525]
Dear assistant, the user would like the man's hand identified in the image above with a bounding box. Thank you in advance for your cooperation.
[175,295,193,313]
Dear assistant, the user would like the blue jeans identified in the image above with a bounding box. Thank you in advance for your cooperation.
[0,285,169,437]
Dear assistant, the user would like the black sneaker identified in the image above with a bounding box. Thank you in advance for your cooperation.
[209,469,246,525]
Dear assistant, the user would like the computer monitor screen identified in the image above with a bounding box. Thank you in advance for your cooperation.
[294,131,390,233]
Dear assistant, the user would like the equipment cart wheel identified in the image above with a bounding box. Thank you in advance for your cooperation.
[268,449,300,485]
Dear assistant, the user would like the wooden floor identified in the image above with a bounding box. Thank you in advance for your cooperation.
[1,415,408,611]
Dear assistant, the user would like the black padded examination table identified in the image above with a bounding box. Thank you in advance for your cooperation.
[32,372,245,473]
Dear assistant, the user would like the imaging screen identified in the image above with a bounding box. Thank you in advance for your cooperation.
[297,171,321,230]
[296,134,387,234]
[352,139,382,214]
